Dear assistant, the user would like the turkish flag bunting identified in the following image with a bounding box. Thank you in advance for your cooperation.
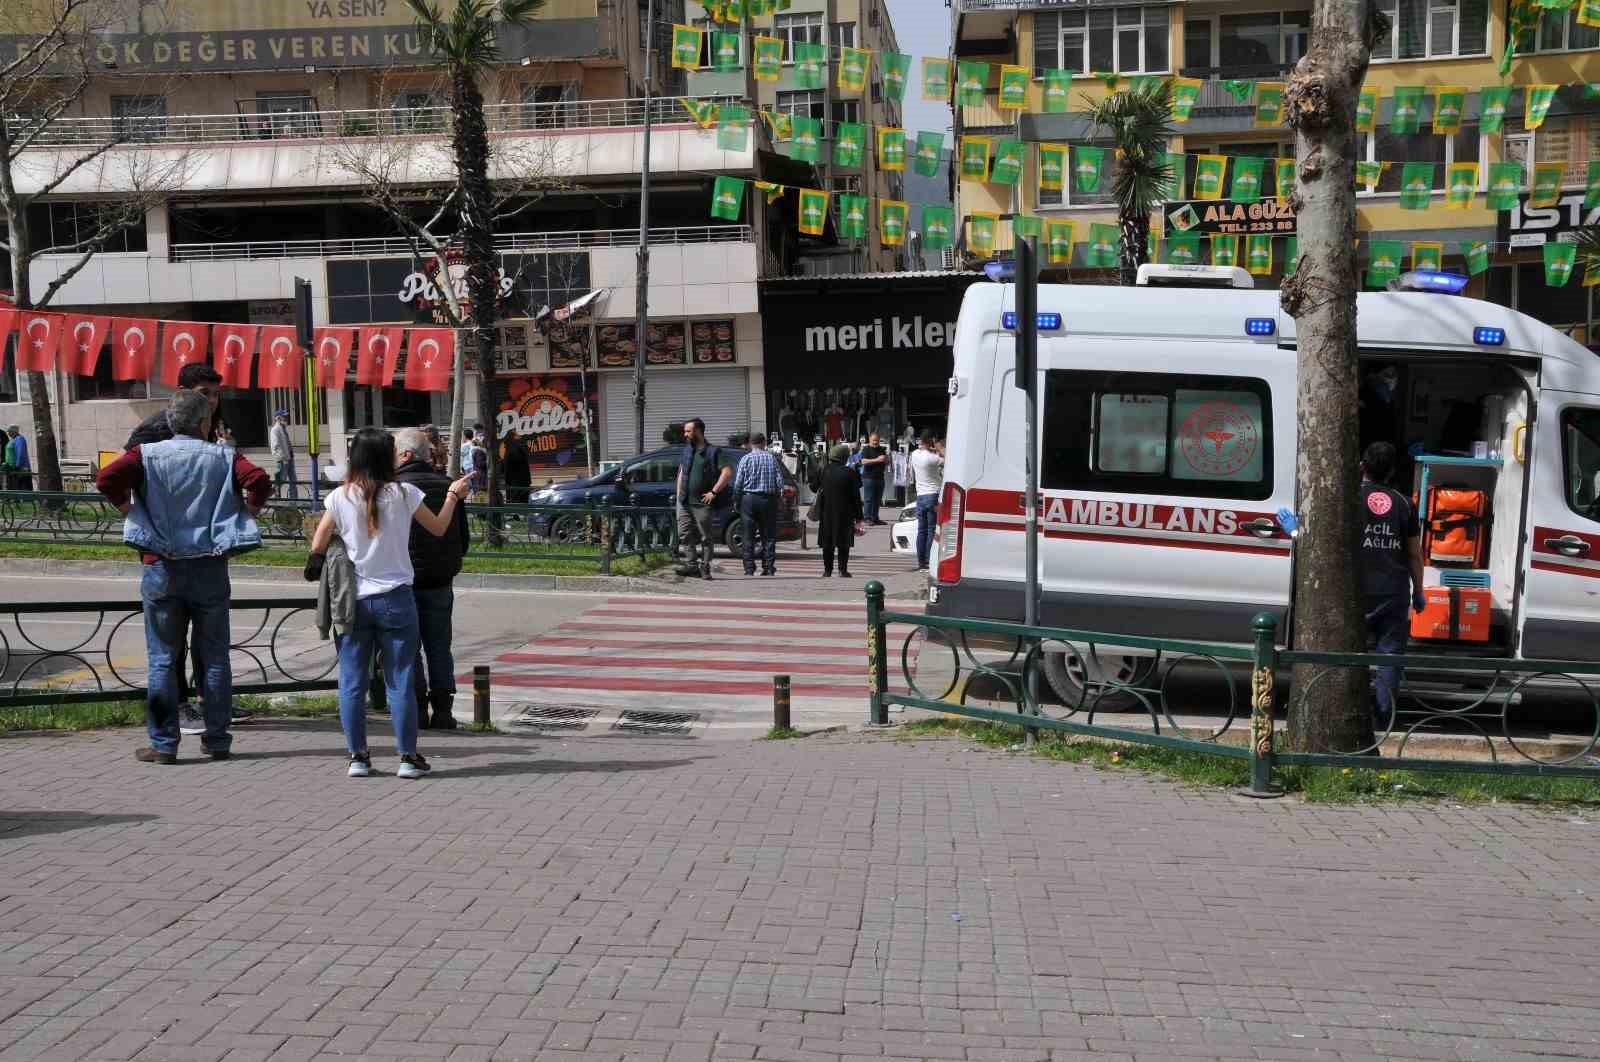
[257,325,302,390]
[312,327,354,389]
[211,324,258,389]
[404,328,454,392]
[15,312,62,372]
[356,326,402,387]
[160,322,209,387]
[59,315,110,376]
[110,318,158,381]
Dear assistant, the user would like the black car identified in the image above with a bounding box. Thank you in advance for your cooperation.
[525,445,803,554]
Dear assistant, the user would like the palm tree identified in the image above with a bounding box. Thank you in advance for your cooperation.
[406,0,546,514]
[1576,226,1600,291]
[1084,82,1176,286]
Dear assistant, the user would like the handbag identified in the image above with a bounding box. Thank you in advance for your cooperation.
[806,498,822,523]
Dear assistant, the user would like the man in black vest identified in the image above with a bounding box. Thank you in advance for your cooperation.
[396,427,471,728]
[1359,441,1424,732]
[674,417,733,579]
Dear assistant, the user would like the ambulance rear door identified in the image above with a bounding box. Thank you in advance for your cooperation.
[1521,389,1600,660]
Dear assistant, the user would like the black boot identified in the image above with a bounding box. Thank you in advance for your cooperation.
[429,692,457,729]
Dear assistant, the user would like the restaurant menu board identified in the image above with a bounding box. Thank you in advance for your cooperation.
[595,322,687,367]
[692,320,735,363]
[548,323,591,369]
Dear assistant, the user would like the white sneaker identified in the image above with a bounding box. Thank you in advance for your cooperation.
[348,753,371,778]
[178,703,205,735]
[396,753,431,780]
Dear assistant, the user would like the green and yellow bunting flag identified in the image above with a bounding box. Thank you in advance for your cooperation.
[1532,161,1564,207]
[1043,69,1071,113]
[1391,86,1424,134]
[1487,162,1522,210]
[671,24,702,69]
[1193,154,1227,200]
[879,200,908,247]
[1367,240,1403,287]
[956,61,988,106]
[1355,87,1378,132]
[1211,234,1239,268]
[793,42,825,89]
[712,31,740,72]
[1276,157,1296,202]
[833,121,864,167]
[969,212,998,255]
[1461,239,1490,276]
[680,97,719,128]
[1230,156,1265,202]
[754,180,784,204]
[1170,78,1201,123]
[877,127,906,171]
[798,189,829,236]
[991,139,1024,186]
[1220,79,1253,103]
[922,57,951,101]
[717,105,749,151]
[1587,81,1600,99]
[1045,220,1075,264]
[1478,86,1512,133]
[790,116,822,162]
[1285,237,1299,276]
[1013,214,1041,239]
[1432,86,1466,134]
[1586,160,1600,209]
[921,206,954,250]
[881,52,911,102]
[1073,145,1107,194]
[1586,0,1600,28]
[960,136,990,180]
[838,47,870,93]
[1164,231,1201,265]
[760,110,791,142]
[1525,84,1558,129]
[1545,241,1577,287]
[1399,162,1433,209]
[716,0,745,19]
[913,131,944,177]
[838,195,867,239]
[1038,143,1067,191]
[1163,151,1186,199]
[1086,223,1119,268]
[1246,234,1273,276]
[1445,162,1479,208]
[999,64,1029,110]
[1255,82,1285,127]
[1355,160,1387,191]
[1412,241,1443,273]
[710,176,744,221]
[1094,72,1121,90]
[754,36,783,81]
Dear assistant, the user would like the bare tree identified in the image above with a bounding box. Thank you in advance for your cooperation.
[1277,0,1390,752]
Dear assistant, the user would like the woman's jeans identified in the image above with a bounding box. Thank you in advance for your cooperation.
[337,587,421,755]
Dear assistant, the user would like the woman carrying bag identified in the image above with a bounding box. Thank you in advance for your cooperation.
[307,428,473,779]
[811,443,865,578]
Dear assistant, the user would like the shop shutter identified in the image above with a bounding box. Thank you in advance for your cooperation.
[601,368,750,460]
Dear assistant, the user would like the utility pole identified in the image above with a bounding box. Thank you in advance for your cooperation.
[633,0,656,456]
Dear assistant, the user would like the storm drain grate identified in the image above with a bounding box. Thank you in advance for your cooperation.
[509,704,601,732]
[614,709,700,735]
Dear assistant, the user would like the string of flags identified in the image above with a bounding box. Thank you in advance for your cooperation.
[0,308,458,392]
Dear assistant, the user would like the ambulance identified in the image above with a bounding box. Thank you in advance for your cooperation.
[930,265,1600,703]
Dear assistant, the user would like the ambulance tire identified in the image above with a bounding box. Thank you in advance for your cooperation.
[1041,648,1157,713]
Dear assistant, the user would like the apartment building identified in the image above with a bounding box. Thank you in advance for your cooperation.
[0,0,776,476]
[952,0,1600,342]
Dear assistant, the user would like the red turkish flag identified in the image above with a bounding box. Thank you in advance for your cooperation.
[110,317,158,381]
[257,325,302,390]
[356,326,402,386]
[160,322,209,387]
[404,328,454,392]
[15,312,62,372]
[312,327,354,389]
[211,324,258,389]
[59,315,110,376]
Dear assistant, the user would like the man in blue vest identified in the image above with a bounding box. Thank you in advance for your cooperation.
[674,417,734,579]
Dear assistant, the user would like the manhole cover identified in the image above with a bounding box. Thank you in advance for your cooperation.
[614,710,700,735]
[510,704,600,731]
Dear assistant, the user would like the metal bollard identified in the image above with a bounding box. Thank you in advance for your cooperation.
[473,666,492,729]
[773,674,791,731]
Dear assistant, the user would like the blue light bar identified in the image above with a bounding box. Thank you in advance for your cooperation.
[1001,312,1063,331]
[984,260,1016,281]
[1245,317,1276,337]
[1474,326,1506,347]
[1398,270,1470,295]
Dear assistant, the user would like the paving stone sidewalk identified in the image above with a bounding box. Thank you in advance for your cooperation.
[2,723,1599,1062]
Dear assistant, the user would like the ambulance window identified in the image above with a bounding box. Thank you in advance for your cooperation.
[1561,408,1600,520]
[1096,393,1169,474]
[1171,389,1266,485]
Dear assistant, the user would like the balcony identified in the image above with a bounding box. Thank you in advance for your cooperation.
[168,225,753,263]
[1179,66,1294,119]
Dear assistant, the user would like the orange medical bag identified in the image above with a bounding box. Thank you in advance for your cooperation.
[1425,486,1489,566]
[1410,586,1491,642]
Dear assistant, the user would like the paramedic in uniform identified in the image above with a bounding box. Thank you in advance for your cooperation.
[1358,442,1425,731]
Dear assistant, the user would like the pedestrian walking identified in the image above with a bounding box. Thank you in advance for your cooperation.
[2,425,30,491]
[306,428,473,779]
[733,432,782,576]
[95,390,269,764]
[502,432,532,505]
[812,443,864,578]
[458,427,475,475]
[470,435,488,495]
[859,431,889,525]
[395,428,471,730]
[421,424,447,473]
[1358,441,1425,733]
[269,409,298,499]
[674,417,734,579]
[911,431,944,571]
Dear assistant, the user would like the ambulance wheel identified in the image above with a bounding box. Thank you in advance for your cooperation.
[1041,648,1158,712]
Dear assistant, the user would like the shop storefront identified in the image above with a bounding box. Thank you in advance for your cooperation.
[1491,191,1599,348]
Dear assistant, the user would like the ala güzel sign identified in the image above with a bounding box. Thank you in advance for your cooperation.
[804,315,956,354]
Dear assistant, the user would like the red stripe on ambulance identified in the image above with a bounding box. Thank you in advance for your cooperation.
[964,487,1284,542]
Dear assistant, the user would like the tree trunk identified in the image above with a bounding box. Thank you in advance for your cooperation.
[1118,211,1148,286]
[447,326,466,477]
[6,216,64,494]
[1279,0,1381,753]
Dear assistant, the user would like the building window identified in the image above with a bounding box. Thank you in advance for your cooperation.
[1038,140,1122,209]
[110,95,167,141]
[25,202,148,254]
[1361,124,1480,194]
[1505,115,1600,189]
[777,89,825,119]
[835,99,861,124]
[775,12,824,62]
[392,90,445,133]
[1528,8,1600,52]
[1371,0,1490,60]
[1182,11,1311,72]
[1033,8,1169,75]
[250,91,319,138]
[519,83,577,129]
[830,22,856,50]
[73,341,148,401]
[692,19,744,67]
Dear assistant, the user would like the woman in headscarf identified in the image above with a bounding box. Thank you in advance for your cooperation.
[812,442,864,578]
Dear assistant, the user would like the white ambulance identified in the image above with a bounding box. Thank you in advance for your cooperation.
[931,265,1600,701]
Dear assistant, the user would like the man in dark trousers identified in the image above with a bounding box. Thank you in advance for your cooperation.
[732,433,782,576]
[502,432,532,505]
[674,417,733,579]
[1359,441,1425,733]
[395,427,471,728]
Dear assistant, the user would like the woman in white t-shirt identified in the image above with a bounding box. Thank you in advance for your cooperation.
[309,428,472,779]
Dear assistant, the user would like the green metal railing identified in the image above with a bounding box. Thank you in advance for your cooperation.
[864,582,1600,794]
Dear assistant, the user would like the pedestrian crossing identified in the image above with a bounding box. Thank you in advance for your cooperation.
[717,533,920,579]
